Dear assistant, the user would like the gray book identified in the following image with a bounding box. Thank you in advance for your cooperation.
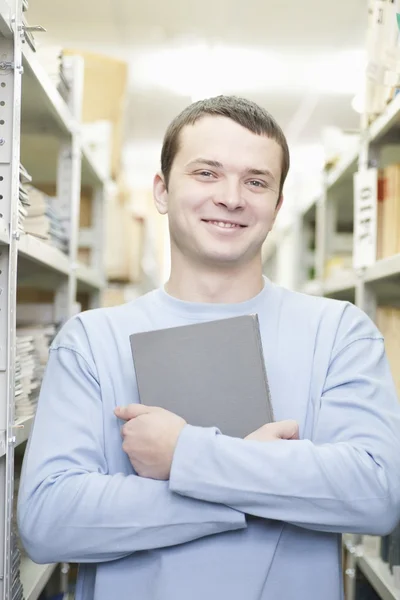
[129,314,274,439]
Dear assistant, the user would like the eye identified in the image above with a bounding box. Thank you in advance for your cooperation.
[198,170,214,178]
[248,180,267,188]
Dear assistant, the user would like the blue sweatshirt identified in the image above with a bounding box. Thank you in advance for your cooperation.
[17,277,400,600]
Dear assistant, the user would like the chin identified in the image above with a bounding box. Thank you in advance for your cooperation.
[200,249,251,267]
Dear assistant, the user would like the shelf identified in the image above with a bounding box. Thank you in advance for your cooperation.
[18,233,70,275]
[301,279,323,296]
[357,554,400,600]
[20,557,57,600]
[369,93,400,145]
[82,144,106,187]
[300,195,318,220]
[323,271,357,297]
[0,0,12,38]
[21,44,76,137]
[326,151,358,190]
[0,215,8,244]
[14,414,34,447]
[17,235,104,289]
[21,133,104,187]
[76,263,105,291]
[365,254,400,284]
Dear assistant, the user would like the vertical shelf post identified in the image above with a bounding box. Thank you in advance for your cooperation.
[0,1,23,598]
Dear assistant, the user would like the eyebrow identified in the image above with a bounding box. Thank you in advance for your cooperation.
[186,159,223,169]
[186,158,276,182]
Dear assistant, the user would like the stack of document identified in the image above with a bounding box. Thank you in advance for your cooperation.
[10,526,24,600]
[15,334,40,420]
[58,57,71,102]
[36,45,71,103]
[12,470,25,600]
[15,325,56,420]
[18,164,32,233]
[22,185,50,241]
[22,185,69,254]
[46,201,69,253]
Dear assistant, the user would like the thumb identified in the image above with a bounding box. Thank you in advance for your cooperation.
[274,419,299,440]
[114,403,156,421]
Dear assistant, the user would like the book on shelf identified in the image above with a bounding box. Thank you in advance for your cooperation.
[377,164,400,260]
[376,306,400,401]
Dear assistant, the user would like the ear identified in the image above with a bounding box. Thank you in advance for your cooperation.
[153,172,168,215]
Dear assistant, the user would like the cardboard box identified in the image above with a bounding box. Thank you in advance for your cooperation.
[105,184,145,283]
[63,48,128,180]
[79,185,93,228]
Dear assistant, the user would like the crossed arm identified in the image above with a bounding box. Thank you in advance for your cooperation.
[17,328,400,565]
[117,334,400,535]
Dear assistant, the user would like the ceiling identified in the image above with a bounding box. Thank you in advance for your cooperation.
[27,0,368,187]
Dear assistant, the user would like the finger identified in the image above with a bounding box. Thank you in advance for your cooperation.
[115,404,155,421]
[121,422,130,439]
[276,420,299,440]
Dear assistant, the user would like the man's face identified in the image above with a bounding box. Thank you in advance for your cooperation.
[155,115,284,269]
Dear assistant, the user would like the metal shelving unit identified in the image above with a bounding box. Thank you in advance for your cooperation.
[301,82,400,316]
[271,54,400,312]
[0,1,107,598]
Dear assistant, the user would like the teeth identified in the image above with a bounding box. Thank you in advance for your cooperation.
[209,221,239,228]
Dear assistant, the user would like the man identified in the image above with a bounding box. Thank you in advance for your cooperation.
[18,96,400,600]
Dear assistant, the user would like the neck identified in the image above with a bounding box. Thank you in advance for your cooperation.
[165,253,264,304]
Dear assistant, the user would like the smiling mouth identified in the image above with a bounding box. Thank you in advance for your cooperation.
[202,219,246,229]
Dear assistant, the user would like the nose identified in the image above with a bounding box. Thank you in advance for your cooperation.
[212,178,245,211]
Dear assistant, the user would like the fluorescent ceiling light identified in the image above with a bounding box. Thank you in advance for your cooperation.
[132,44,366,98]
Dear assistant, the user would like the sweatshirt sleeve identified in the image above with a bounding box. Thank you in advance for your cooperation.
[17,320,246,565]
[169,306,400,536]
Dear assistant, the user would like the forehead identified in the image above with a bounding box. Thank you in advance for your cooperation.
[175,116,283,174]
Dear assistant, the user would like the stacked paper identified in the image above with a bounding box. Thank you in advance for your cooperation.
[15,335,40,419]
[22,185,69,254]
[10,526,24,600]
[46,201,69,253]
[22,185,50,241]
[36,45,71,103]
[15,325,55,420]
[18,164,32,234]
[11,470,25,600]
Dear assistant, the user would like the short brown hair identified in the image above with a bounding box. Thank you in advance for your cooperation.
[161,95,290,197]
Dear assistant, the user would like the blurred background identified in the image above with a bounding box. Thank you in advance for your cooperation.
[24,0,370,299]
[2,1,400,600]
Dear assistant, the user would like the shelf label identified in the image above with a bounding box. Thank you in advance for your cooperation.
[353,168,378,270]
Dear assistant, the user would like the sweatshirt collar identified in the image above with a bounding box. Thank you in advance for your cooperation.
[153,276,273,320]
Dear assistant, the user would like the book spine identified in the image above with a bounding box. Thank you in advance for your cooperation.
[252,313,275,423]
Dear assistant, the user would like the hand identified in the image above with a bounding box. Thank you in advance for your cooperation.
[114,404,186,480]
[245,420,299,442]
